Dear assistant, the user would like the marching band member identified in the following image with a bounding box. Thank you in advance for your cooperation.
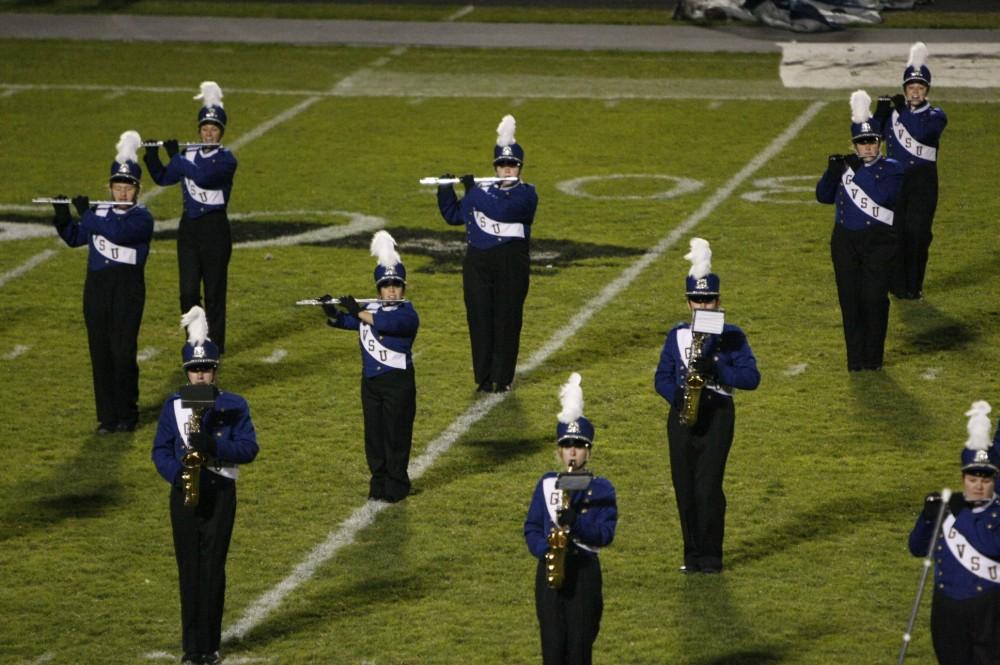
[151,306,258,665]
[144,81,238,354]
[909,401,1000,664]
[320,231,419,503]
[654,239,759,574]
[816,90,904,372]
[873,42,948,300]
[524,373,617,665]
[53,130,154,434]
[436,114,538,393]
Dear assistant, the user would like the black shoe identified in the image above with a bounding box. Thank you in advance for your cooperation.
[476,382,493,393]
[96,423,116,435]
[493,383,512,393]
[679,564,700,574]
[202,651,221,665]
[700,566,722,574]
[848,365,863,372]
[180,655,199,665]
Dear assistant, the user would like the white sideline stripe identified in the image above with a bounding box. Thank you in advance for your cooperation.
[221,100,828,645]
[30,653,55,664]
[445,5,475,21]
[137,347,159,362]
[4,77,995,103]
[0,249,56,289]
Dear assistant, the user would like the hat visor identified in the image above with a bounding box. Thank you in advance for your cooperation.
[109,175,140,185]
[557,435,592,447]
[493,157,523,167]
[183,360,219,370]
[962,464,998,477]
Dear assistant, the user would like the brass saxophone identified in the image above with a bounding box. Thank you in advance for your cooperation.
[180,408,208,508]
[679,331,708,426]
[544,461,575,589]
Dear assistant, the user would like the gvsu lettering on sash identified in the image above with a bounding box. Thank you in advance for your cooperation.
[359,324,407,370]
[943,515,1000,582]
[841,169,894,226]
[93,234,137,265]
[892,114,938,162]
[183,149,226,205]
[472,209,525,239]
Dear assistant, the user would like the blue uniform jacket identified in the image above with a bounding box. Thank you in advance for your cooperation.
[329,302,419,378]
[437,181,538,250]
[815,156,904,232]
[909,496,1000,601]
[151,390,259,485]
[876,102,947,171]
[654,322,760,410]
[147,146,237,219]
[57,205,154,271]
[524,472,617,560]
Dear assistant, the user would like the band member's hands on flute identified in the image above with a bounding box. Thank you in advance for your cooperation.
[339,295,363,316]
[316,294,339,318]
[460,174,476,193]
[164,139,180,159]
[72,195,90,216]
[52,195,71,227]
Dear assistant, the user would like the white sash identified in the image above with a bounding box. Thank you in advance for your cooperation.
[942,513,1000,583]
[171,398,239,480]
[473,208,525,239]
[541,476,598,554]
[359,308,407,370]
[183,148,226,206]
[891,111,938,162]
[676,328,732,397]
[841,168,894,226]
[92,234,137,265]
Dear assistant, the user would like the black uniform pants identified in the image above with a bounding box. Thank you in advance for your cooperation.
[178,210,232,354]
[170,471,236,658]
[830,223,896,370]
[83,265,145,428]
[667,392,735,571]
[462,240,530,388]
[535,552,603,665]
[361,367,416,501]
[930,590,1000,665]
[892,164,938,296]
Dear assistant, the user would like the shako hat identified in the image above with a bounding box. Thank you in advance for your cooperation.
[195,81,227,130]
[371,230,407,287]
[961,401,998,476]
[492,114,524,166]
[850,90,880,143]
[684,237,720,297]
[556,372,594,447]
[902,42,931,88]
[109,130,143,185]
[180,306,220,369]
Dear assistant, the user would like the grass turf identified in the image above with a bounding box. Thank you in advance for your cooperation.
[1,34,999,664]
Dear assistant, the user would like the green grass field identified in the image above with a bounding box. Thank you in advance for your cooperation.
[2,24,1000,665]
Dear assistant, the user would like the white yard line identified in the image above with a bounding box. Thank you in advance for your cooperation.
[445,5,475,21]
[0,249,56,289]
[221,99,828,646]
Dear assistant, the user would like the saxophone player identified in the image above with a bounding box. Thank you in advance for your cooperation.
[654,238,760,575]
[524,373,617,665]
[151,306,259,665]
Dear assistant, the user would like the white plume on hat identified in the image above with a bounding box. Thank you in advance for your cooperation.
[370,230,401,269]
[558,372,584,425]
[850,90,872,124]
[496,114,516,148]
[907,42,928,69]
[684,238,712,279]
[181,306,210,347]
[964,400,993,451]
[194,81,224,108]
[115,130,142,165]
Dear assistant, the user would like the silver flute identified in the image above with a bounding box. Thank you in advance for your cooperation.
[141,141,220,148]
[419,176,519,185]
[296,298,409,306]
[32,198,135,207]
